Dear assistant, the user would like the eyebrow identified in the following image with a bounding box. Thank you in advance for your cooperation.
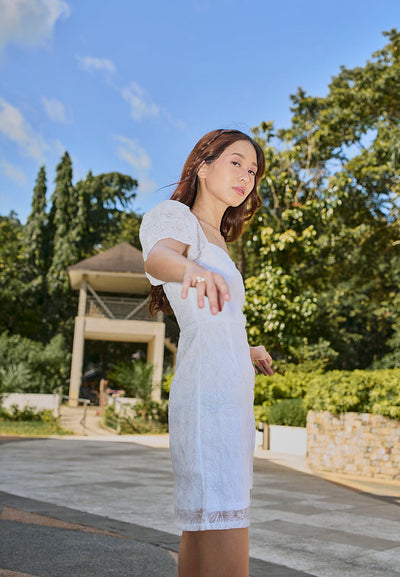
[231,152,258,168]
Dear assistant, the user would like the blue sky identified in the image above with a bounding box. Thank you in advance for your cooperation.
[0,0,399,223]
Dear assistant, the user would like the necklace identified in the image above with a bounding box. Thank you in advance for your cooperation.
[194,215,223,236]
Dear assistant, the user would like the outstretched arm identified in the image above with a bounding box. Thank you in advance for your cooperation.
[145,238,230,315]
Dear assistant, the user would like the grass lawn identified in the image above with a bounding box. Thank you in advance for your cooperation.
[0,419,73,437]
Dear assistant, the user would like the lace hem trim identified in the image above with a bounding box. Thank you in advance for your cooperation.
[176,506,249,527]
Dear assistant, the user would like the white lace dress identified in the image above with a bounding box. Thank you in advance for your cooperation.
[139,200,255,532]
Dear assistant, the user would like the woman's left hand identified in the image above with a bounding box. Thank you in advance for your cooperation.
[249,346,274,376]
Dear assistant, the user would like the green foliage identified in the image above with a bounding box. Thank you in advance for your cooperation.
[24,166,48,278]
[247,30,400,368]
[254,371,312,407]
[254,368,400,423]
[303,369,400,419]
[107,360,153,401]
[0,406,71,436]
[103,403,168,434]
[0,405,54,422]
[268,398,308,427]
[162,370,175,396]
[0,332,71,394]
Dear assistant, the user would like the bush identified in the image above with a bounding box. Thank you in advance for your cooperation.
[104,403,168,434]
[303,368,400,419]
[162,371,174,397]
[267,398,307,427]
[107,360,153,400]
[254,368,400,422]
[0,404,55,422]
[254,371,313,407]
[0,332,71,394]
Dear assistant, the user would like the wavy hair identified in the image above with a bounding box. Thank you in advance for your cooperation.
[149,129,265,316]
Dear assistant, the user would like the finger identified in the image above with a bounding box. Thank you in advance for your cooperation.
[181,277,192,299]
[260,360,274,376]
[254,360,274,376]
[205,280,220,315]
[214,276,230,302]
[196,281,206,309]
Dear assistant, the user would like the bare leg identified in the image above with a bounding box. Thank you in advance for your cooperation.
[177,528,249,577]
[177,531,199,577]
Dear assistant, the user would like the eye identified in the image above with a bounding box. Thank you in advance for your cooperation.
[232,161,240,167]
[249,169,256,177]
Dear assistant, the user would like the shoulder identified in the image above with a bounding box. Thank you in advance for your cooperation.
[143,199,192,221]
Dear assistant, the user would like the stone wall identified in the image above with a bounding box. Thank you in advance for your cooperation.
[307,410,400,480]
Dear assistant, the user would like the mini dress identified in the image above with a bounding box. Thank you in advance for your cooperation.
[139,200,255,532]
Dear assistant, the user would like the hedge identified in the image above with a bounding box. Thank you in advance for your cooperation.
[254,368,400,425]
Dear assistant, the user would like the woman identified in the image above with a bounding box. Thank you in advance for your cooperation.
[139,129,273,577]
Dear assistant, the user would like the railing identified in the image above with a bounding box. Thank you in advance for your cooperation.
[85,295,180,345]
[86,296,153,321]
[62,395,91,435]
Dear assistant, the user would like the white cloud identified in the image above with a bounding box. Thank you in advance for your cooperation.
[0,0,70,55]
[114,136,151,172]
[42,96,70,123]
[137,176,157,195]
[0,98,47,162]
[0,159,26,185]
[77,55,116,74]
[122,82,160,121]
[114,135,156,196]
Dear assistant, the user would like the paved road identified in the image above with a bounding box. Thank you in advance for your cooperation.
[0,437,399,577]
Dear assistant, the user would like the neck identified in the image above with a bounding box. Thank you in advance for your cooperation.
[191,197,225,231]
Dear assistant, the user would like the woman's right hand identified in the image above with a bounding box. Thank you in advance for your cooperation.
[181,265,230,315]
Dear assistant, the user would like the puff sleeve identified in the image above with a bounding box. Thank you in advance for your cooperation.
[139,200,205,286]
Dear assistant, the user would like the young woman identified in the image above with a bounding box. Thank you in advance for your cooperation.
[139,129,273,577]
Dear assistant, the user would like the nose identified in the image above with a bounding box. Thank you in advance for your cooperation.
[239,171,250,184]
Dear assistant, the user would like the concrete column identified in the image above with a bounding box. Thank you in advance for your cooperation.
[147,325,165,401]
[78,279,87,316]
[69,316,85,406]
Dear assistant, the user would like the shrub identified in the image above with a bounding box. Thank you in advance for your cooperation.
[104,403,168,434]
[107,360,153,401]
[254,371,313,407]
[303,368,400,418]
[254,368,400,422]
[268,398,308,427]
[162,371,174,397]
[0,332,71,394]
[0,404,55,422]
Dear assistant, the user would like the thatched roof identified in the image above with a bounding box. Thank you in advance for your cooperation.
[68,243,149,294]
[68,243,144,273]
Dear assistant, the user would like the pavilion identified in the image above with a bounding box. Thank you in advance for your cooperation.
[67,243,178,405]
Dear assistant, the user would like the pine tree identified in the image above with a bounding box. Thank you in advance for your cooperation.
[24,166,48,279]
[47,152,76,294]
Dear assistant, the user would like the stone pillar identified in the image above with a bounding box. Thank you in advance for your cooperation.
[147,324,165,401]
[68,281,87,406]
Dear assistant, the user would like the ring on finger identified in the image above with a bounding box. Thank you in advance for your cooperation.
[193,276,206,285]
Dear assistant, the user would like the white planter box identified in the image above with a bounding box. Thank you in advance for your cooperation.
[1,393,60,417]
[269,425,307,456]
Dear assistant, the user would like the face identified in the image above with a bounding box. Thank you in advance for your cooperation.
[197,139,258,208]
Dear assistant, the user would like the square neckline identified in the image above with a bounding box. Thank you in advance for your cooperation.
[189,208,232,260]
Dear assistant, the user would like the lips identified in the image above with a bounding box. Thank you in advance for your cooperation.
[233,186,245,196]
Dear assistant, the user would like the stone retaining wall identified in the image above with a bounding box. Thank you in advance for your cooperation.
[307,410,400,480]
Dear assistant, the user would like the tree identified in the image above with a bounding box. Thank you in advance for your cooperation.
[24,166,49,279]
[47,152,75,294]
[246,30,400,368]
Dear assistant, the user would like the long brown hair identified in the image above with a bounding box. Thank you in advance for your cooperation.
[149,129,265,316]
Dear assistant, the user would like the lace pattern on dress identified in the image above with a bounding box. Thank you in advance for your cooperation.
[139,200,206,286]
[176,506,249,530]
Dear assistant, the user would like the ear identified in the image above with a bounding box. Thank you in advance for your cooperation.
[197,160,208,179]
